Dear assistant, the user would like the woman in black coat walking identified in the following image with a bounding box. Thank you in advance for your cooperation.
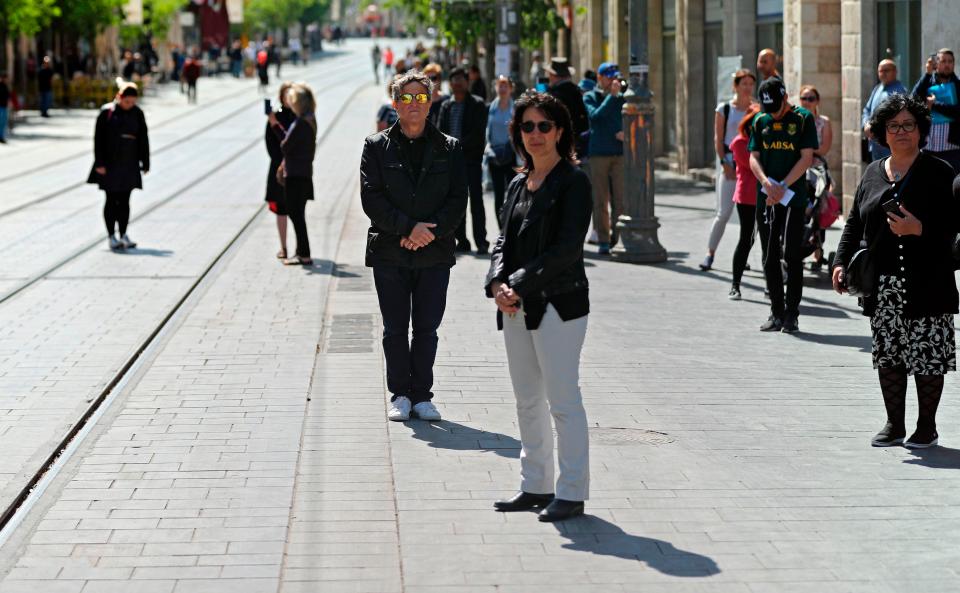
[268,82,316,265]
[87,81,150,251]
[264,82,295,259]
[833,94,959,449]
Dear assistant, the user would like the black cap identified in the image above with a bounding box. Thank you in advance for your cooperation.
[758,77,786,113]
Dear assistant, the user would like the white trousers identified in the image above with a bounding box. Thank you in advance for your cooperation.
[502,305,589,501]
[708,165,737,252]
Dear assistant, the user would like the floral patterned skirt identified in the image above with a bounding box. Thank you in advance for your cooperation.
[871,275,956,375]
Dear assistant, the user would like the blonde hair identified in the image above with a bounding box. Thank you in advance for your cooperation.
[423,63,442,76]
[286,82,316,117]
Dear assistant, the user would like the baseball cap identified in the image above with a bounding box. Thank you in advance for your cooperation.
[758,77,786,113]
[597,62,620,78]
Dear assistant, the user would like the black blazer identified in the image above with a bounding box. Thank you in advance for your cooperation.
[485,160,592,326]
[360,121,468,268]
[834,151,959,317]
[912,73,960,146]
[438,94,488,162]
[87,103,149,192]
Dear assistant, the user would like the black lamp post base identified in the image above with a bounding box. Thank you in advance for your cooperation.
[610,215,667,264]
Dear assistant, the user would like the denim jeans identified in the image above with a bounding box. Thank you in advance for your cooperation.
[372,265,450,404]
[39,91,53,115]
[0,107,7,140]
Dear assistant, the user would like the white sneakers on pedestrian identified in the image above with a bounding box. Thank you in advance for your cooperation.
[387,397,442,422]
[412,401,441,421]
[108,235,121,250]
[119,234,137,249]
[388,396,412,422]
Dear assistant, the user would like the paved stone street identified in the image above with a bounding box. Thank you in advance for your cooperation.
[1,40,959,593]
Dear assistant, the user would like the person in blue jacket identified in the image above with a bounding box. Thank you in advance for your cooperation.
[583,62,625,255]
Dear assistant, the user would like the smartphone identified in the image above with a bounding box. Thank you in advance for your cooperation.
[263,98,272,115]
[882,199,903,217]
[535,76,549,93]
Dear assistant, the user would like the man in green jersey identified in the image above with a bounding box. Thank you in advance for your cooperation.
[749,77,818,333]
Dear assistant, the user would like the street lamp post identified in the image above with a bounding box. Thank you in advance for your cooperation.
[611,0,667,263]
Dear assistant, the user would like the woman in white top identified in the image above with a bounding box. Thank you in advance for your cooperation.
[798,84,832,158]
[700,69,756,271]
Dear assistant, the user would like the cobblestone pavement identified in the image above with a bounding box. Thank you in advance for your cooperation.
[1,40,960,593]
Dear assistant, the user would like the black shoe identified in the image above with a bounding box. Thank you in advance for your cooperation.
[905,427,939,449]
[455,241,472,253]
[760,316,782,332]
[871,422,906,447]
[476,244,489,255]
[781,313,799,334]
[728,285,741,301]
[538,498,584,522]
[494,491,554,512]
[744,263,751,271]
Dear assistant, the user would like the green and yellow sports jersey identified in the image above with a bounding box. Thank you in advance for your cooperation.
[748,105,819,206]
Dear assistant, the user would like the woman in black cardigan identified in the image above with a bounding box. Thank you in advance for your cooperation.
[484,93,593,522]
[833,94,959,449]
[268,82,316,265]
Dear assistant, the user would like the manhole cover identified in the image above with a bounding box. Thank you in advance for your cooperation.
[589,427,675,445]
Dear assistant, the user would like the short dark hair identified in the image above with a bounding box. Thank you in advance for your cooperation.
[390,69,433,100]
[938,48,955,59]
[449,67,467,81]
[868,93,931,149]
[509,92,578,172]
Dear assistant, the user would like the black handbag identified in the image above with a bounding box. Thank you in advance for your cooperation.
[844,162,915,297]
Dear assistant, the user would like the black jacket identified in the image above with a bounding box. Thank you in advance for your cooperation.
[279,115,316,179]
[548,79,590,157]
[360,121,468,268]
[87,103,150,192]
[835,152,959,317]
[485,160,592,327]
[912,73,960,147]
[265,108,296,202]
[438,93,488,162]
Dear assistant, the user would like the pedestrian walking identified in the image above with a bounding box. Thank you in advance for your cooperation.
[423,63,448,126]
[911,48,960,172]
[529,51,546,88]
[37,56,54,117]
[265,82,296,259]
[360,69,468,423]
[229,41,243,78]
[756,48,781,82]
[270,43,283,78]
[182,53,201,104]
[748,77,817,333]
[486,75,516,223]
[727,104,762,301]
[289,38,302,66]
[833,93,958,449]
[584,62,627,255]
[268,83,316,266]
[372,44,382,84]
[863,60,907,162]
[0,72,9,144]
[87,81,150,251]
[383,46,394,79]
[439,66,489,253]
[546,57,590,160]
[486,92,592,523]
[469,64,487,101]
[256,46,270,92]
[700,69,756,270]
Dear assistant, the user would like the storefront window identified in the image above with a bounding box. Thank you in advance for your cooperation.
[877,0,921,90]
[756,0,783,58]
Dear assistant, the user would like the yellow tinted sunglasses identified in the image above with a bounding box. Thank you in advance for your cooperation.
[398,93,430,104]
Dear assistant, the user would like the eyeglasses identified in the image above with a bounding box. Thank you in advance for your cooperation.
[799,95,818,102]
[886,120,918,134]
[428,76,440,82]
[397,93,429,105]
[520,120,556,134]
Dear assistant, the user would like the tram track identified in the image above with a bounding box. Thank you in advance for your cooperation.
[0,78,370,544]
[0,55,366,220]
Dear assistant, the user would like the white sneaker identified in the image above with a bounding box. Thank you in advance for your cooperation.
[412,401,441,421]
[119,234,137,249]
[387,396,411,422]
[108,235,121,250]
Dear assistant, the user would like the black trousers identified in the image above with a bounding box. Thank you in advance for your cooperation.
[103,190,132,236]
[186,81,197,103]
[757,203,805,318]
[488,160,515,228]
[732,203,757,286]
[373,265,450,404]
[284,177,312,258]
[455,160,487,249]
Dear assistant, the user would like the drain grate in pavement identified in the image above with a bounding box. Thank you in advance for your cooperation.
[325,314,375,353]
[334,264,372,292]
[590,427,675,445]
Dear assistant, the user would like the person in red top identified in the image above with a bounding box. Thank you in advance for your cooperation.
[181,52,201,104]
[728,104,761,300]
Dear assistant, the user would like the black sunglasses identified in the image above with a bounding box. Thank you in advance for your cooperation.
[520,120,556,134]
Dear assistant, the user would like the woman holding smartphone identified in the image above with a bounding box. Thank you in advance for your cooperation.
[833,94,958,449]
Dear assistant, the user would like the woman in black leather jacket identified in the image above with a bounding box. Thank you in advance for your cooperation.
[484,92,593,523]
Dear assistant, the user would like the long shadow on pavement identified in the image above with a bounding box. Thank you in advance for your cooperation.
[407,420,521,459]
[114,247,174,257]
[904,446,960,469]
[554,515,721,577]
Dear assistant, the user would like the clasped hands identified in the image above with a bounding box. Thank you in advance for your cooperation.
[490,281,520,314]
[400,222,437,251]
[762,179,786,206]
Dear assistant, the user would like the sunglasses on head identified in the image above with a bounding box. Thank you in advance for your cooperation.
[397,93,429,105]
[520,120,556,134]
